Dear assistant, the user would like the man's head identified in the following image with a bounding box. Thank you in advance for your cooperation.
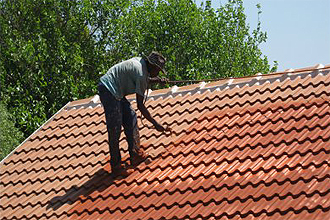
[144,51,167,77]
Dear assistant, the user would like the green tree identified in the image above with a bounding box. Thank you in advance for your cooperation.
[0,0,277,154]
[0,102,24,161]
[110,0,277,82]
[0,0,125,136]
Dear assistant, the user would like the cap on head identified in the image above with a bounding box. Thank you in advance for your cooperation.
[145,51,167,75]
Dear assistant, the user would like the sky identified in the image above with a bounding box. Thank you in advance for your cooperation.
[195,0,330,71]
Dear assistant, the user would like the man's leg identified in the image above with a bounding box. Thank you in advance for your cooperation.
[121,98,148,165]
[98,82,122,169]
[121,97,140,155]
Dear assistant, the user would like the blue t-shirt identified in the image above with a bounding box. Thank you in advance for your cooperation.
[100,57,148,100]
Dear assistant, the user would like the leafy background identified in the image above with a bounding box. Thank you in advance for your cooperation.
[0,0,277,160]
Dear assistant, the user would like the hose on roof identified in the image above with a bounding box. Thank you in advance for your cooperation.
[167,78,222,84]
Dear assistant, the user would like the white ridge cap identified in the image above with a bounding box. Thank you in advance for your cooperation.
[255,73,262,80]
[315,64,324,69]
[227,78,234,85]
[199,81,207,89]
[91,95,100,103]
[285,68,295,73]
[171,85,179,93]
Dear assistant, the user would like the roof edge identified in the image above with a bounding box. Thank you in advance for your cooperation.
[0,101,72,165]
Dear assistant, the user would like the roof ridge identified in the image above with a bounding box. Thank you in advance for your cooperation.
[65,64,330,110]
[141,66,330,102]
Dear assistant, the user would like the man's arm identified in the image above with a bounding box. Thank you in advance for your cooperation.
[136,93,168,132]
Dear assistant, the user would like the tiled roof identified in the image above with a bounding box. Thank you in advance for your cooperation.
[1,64,330,219]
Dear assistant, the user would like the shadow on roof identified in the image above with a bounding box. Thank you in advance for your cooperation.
[46,167,120,211]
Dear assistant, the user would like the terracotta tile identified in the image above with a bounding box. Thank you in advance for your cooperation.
[1,66,330,219]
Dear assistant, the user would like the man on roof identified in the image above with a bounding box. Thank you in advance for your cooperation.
[98,51,171,177]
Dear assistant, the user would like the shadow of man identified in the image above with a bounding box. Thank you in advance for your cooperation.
[47,166,125,211]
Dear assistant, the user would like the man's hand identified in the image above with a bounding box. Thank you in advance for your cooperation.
[137,94,171,133]
[154,123,171,133]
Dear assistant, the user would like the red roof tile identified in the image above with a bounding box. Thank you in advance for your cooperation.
[1,64,330,219]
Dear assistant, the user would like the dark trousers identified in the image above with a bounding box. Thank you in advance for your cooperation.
[98,82,140,169]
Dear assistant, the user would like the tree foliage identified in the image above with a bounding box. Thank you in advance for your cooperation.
[0,0,277,149]
[111,0,277,81]
[0,102,24,161]
[0,0,113,136]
